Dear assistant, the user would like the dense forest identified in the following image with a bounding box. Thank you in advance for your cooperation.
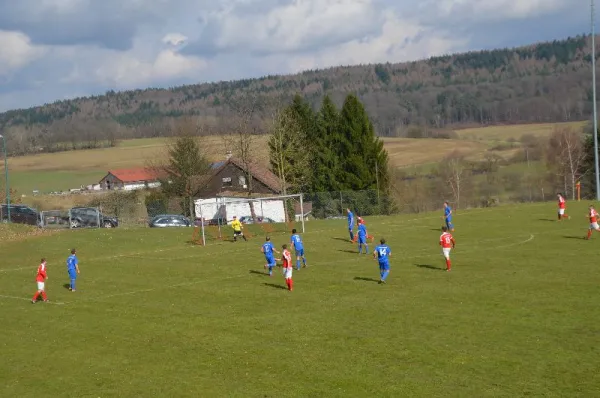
[0,35,596,155]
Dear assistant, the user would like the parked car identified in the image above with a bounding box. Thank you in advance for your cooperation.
[228,216,276,224]
[67,207,119,228]
[149,214,191,228]
[1,204,41,226]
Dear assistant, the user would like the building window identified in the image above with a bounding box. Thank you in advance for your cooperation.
[238,175,246,186]
[222,177,232,187]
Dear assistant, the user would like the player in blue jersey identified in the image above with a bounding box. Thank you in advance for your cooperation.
[66,248,80,292]
[373,238,391,284]
[261,236,279,276]
[443,202,454,231]
[357,221,369,254]
[347,208,354,242]
[290,228,307,270]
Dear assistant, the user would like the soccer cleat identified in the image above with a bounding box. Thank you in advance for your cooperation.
[43,300,49,303]
[31,300,36,304]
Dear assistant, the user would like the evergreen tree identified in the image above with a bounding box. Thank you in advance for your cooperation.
[336,94,389,191]
[159,127,211,217]
[313,95,341,192]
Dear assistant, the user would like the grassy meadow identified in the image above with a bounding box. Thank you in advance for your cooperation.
[6,121,582,196]
[0,202,599,396]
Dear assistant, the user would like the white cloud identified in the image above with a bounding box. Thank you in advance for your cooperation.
[162,33,188,47]
[0,30,46,75]
[431,0,570,20]
[0,0,584,112]
[93,48,207,87]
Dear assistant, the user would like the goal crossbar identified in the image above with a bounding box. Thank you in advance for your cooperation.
[195,193,305,245]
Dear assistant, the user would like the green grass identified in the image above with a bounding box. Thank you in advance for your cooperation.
[1,202,600,396]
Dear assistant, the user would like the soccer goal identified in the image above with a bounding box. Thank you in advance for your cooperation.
[192,194,306,245]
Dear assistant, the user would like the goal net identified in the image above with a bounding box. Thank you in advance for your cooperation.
[191,194,307,245]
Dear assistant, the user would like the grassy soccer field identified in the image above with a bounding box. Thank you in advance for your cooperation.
[1,202,599,397]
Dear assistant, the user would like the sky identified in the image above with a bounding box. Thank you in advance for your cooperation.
[0,0,586,112]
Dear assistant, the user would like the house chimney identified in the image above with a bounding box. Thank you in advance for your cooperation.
[226,150,232,159]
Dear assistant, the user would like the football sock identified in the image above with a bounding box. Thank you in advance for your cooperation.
[70,279,76,290]
[32,292,39,301]
[446,259,451,270]
[41,291,47,300]
[349,231,354,240]
[588,230,592,239]
[365,244,369,254]
[289,279,293,290]
[382,271,389,281]
[302,257,306,266]
[296,260,300,270]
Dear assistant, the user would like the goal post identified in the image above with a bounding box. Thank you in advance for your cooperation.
[193,193,306,244]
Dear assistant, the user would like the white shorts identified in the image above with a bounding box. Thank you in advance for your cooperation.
[442,248,451,259]
[283,268,293,279]
[36,282,45,291]
[558,209,565,215]
[591,222,600,230]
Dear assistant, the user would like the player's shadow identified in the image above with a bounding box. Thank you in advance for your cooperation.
[62,283,71,290]
[538,218,556,222]
[563,235,587,240]
[263,283,287,290]
[415,263,445,271]
[354,276,379,283]
[337,249,359,254]
[249,269,269,276]
[331,237,350,242]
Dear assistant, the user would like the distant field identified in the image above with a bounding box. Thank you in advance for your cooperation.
[455,121,587,142]
[383,138,488,167]
[3,122,587,195]
[7,136,490,194]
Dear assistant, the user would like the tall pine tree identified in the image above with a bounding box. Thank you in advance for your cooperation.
[336,94,389,191]
[313,95,341,192]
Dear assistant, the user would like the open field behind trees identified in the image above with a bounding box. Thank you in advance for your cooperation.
[1,203,600,397]
[454,121,587,142]
[5,135,490,195]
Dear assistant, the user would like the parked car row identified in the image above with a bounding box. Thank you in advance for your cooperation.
[1,205,276,229]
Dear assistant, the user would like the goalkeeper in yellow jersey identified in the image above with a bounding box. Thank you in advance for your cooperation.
[231,216,247,242]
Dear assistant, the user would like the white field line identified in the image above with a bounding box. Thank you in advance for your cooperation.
[0,294,65,305]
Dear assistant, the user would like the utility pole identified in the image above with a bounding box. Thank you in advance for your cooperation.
[592,0,600,199]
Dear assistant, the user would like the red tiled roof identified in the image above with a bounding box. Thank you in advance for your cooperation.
[106,168,161,183]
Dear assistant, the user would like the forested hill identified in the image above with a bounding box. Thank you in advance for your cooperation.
[0,35,595,155]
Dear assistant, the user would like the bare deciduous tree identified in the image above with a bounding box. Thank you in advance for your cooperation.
[268,108,311,195]
[222,94,267,221]
[438,151,469,209]
[546,127,586,200]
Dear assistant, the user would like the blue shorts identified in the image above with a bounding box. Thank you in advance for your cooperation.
[68,270,77,279]
[358,236,367,244]
[379,263,390,271]
[265,255,276,267]
[295,248,304,257]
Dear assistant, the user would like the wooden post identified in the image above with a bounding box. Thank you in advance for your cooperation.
[576,181,581,201]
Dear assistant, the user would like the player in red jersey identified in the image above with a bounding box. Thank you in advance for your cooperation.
[439,226,456,271]
[32,258,49,303]
[280,244,293,291]
[352,217,374,243]
[557,193,570,221]
[586,205,600,239]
